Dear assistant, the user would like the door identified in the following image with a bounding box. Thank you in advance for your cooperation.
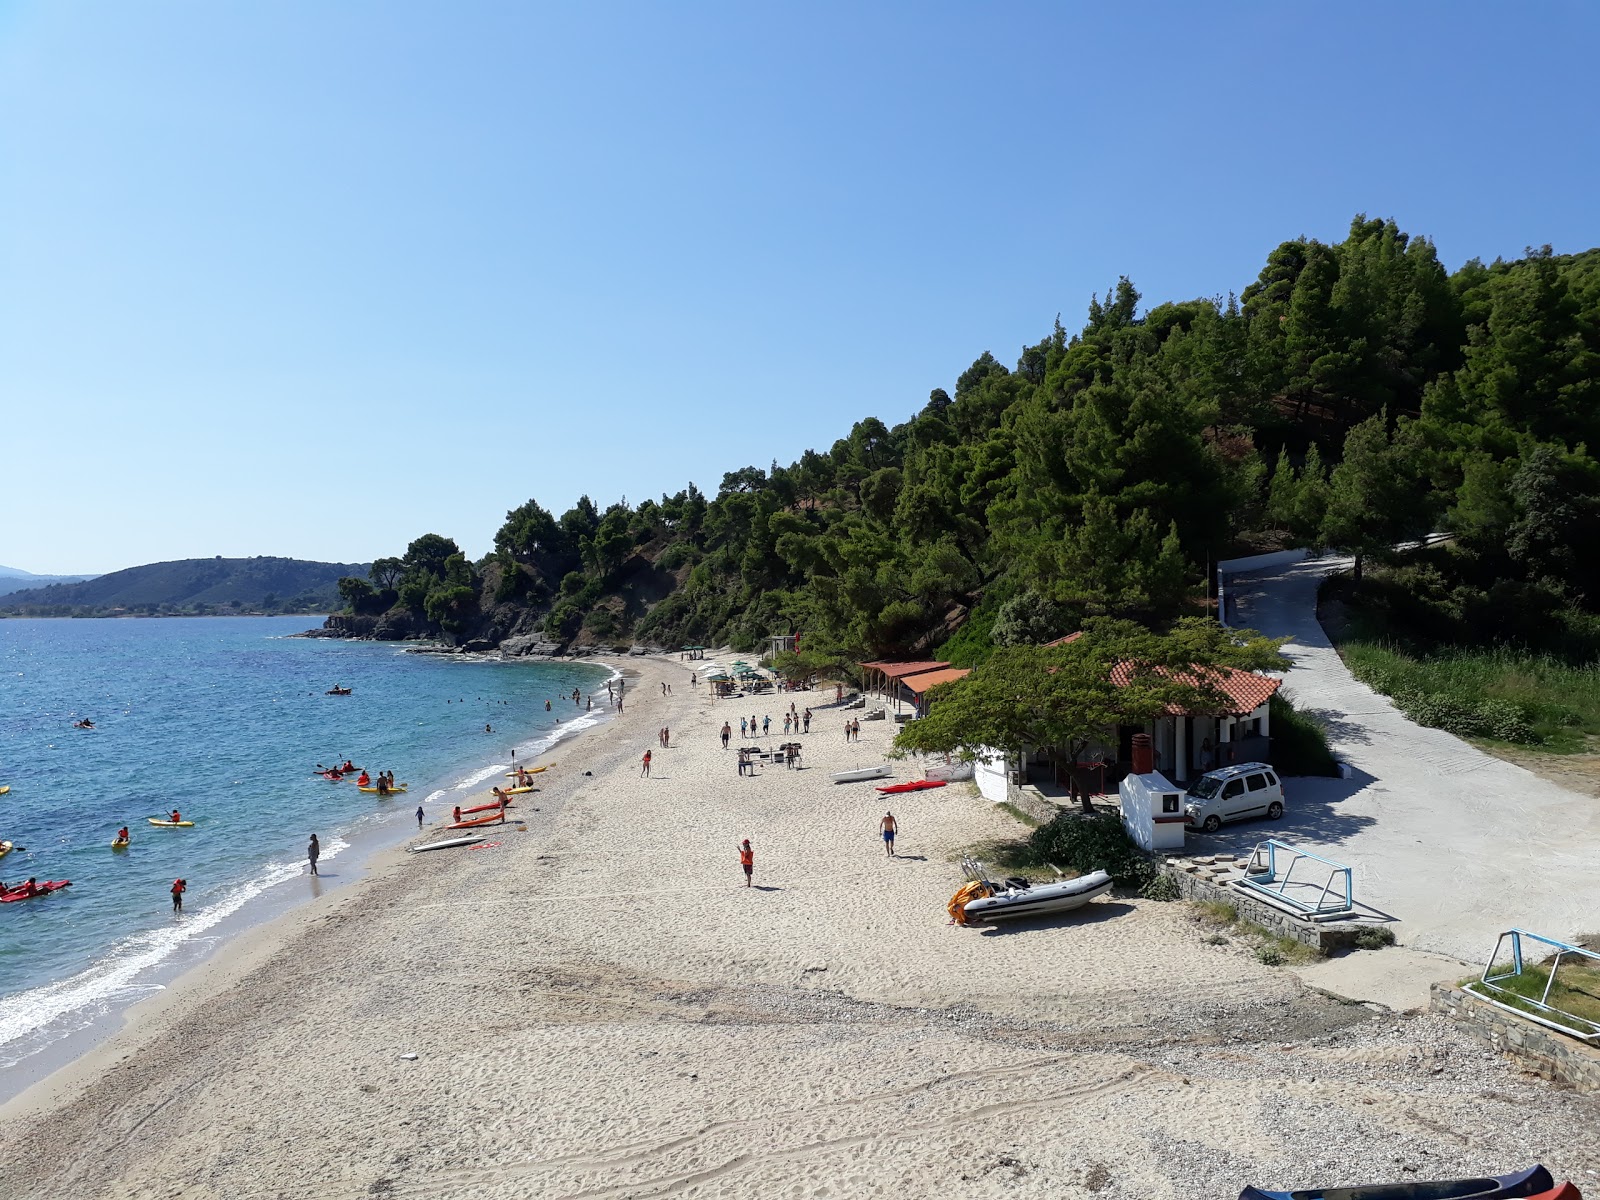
[1237,772,1270,818]
[1219,777,1248,818]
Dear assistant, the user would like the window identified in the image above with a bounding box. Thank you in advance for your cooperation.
[1222,779,1245,799]
[1265,771,1278,787]
[1246,774,1267,792]
[1162,794,1179,814]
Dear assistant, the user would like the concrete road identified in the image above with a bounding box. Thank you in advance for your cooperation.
[1194,552,1600,963]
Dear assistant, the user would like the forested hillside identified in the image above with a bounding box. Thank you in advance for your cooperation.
[332,216,1600,666]
[0,557,365,616]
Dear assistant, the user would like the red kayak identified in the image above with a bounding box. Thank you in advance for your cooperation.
[875,780,948,794]
[448,812,506,830]
[463,799,512,815]
[0,880,71,903]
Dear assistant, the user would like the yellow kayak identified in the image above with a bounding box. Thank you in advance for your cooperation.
[112,837,130,849]
[504,785,538,796]
[502,765,551,777]
[148,818,194,828]
[0,840,12,859]
[0,785,10,796]
[358,784,408,794]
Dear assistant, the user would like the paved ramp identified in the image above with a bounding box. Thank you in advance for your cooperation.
[1201,553,1600,963]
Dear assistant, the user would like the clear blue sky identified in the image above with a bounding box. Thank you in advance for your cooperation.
[3,1,1597,575]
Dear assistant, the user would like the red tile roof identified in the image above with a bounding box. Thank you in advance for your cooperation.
[1108,661,1280,715]
[864,660,952,680]
[897,667,972,694]
[1043,632,1084,647]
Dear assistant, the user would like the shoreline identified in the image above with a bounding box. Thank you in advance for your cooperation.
[3,653,1595,1198]
[0,656,626,1103]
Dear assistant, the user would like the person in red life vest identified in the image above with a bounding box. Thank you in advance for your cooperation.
[357,770,370,787]
[171,878,186,913]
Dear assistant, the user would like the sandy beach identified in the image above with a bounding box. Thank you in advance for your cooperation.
[1,652,1595,1200]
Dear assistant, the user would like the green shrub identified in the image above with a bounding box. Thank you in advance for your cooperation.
[1000,810,1152,887]
[1352,926,1397,950]
[1140,871,1181,902]
[656,541,697,571]
[1268,695,1340,776]
[1256,945,1285,966]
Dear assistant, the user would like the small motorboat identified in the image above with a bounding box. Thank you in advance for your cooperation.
[876,779,947,794]
[0,880,71,903]
[1239,1164,1554,1200]
[951,857,1113,925]
[829,764,893,784]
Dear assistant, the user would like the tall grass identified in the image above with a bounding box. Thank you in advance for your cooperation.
[1340,641,1600,753]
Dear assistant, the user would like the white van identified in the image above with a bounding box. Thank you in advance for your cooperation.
[1184,762,1284,833]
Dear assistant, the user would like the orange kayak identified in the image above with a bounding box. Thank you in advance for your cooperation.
[448,812,506,829]
[463,799,512,815]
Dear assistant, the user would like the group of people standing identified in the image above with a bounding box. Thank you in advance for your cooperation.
[843,718,862,741]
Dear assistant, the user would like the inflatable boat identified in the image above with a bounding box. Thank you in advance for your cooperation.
[1239,1164,1554,1200]
[957,868,1113,924]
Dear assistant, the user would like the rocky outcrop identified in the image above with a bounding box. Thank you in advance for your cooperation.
[500,633,566,657]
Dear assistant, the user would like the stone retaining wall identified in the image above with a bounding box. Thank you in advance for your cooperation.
[1158,861,1366,954]
[1430,983,1600,1094]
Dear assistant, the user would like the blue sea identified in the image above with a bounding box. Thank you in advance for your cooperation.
[0,616,612,1072]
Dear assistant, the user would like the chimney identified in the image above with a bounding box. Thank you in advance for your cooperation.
[1130,733,1154,776]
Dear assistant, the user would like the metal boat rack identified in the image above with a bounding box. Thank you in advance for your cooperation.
[1465,928,1600,1042]
[1237,839,1355,919]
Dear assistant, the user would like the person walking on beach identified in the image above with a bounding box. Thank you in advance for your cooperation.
[721,722,731,749]
[879,812,897,857]
[761,714,770,736]
[739,717,747,739]
[307,834,321,875]
[641,749,652,777]
[736,839,754,887]
[171,878,186,913]
[416,805,424,829]
[852,718,861,741]
[803,709,811,733]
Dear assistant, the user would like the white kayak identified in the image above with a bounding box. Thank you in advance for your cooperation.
[408,835,487,853]
[963,869,1113,923]
[829,764,893,784]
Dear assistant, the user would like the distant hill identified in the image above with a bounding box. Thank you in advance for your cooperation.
[0,556,368,616]
[0,564,99,588]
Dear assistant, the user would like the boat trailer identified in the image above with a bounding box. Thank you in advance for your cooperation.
[1465,928,1600,1042]
[1237,839,1355,919]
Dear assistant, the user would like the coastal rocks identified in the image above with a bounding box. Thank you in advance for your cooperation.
[499,633,565,658]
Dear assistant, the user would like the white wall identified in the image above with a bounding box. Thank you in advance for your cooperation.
[975,749,1011,803]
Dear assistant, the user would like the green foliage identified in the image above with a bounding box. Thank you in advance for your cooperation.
[1352,927,1397,950]
[340,230,1600,669]
[998,809,1153,888]
[991,591,1066,647]
[1140,871,1181,901]
[1267,694,1340,776]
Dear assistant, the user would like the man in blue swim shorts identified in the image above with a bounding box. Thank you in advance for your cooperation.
[879,811,897,857]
